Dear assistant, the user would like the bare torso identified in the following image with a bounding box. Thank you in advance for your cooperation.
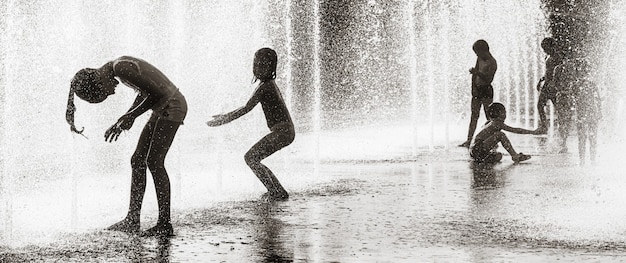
[112,56,177,99]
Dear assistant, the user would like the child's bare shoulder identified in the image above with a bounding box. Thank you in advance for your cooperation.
[489,120,505,129]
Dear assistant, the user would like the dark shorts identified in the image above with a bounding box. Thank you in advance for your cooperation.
[150,89,188,124]
[472,85,494,99]
[470,141,502,163]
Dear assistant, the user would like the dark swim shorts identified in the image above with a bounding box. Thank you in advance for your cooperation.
[470,140,502,163]
[150,89,188,124]
[472,84,494,99]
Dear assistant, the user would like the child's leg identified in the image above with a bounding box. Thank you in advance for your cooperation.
[556,95,573,150]
[108,121,157,232]
[471,134,503,163]
[589,120,598,162]
[245,128,294,198]
[481,131,520,157]
[537,91,549,129]
[145,120,181,226]
[576,121,587,163]
[463,97,483,145]
[479,131,512,154]
[481,97,493,119]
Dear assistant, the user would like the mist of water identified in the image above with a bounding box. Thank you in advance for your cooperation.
[0,0,625,248]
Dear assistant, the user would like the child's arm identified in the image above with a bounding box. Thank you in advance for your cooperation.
[117,93,150,130]
[121,93,158,121]
[474,67,496,83]
[470,60,496,83]
[206,86,262,127]
[114,60,159,120]
[104,93,153,142]
[502,123,541,135]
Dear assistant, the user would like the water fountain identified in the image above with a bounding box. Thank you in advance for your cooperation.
[0,0,625,260]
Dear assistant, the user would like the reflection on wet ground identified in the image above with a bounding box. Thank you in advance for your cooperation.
[2,136,626,261]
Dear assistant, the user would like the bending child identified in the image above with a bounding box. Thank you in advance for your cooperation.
[206,48,294,201]
[460,40,498,147]
[470,103,540,163]
[66,56,187,237]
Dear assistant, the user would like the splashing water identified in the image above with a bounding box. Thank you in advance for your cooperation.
[0,1,625,257]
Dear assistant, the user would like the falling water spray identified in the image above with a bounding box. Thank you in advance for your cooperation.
[406,0,419,155]
[312,0,322,174]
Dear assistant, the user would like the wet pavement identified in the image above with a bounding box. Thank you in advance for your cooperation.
[2,131,626,262]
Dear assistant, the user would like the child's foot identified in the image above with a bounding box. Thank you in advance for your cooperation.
[273,190,289,201]
[140,222,174,237]
[512,153,531,163]
[106,218,140,233]
[261,191,289,202]
[458,140,471,148]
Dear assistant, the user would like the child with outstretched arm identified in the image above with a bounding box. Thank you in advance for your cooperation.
[470,103,541,163]
[206,48,294,201]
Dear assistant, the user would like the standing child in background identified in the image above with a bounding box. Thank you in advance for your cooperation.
[470,103,540,163]
[460,40,498,148]
[536,37,563,133]
[553,58,577,153]
[206,48,295,201]
[66,56,187,237]
[571,58,601,164]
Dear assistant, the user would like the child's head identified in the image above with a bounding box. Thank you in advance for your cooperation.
[66,67,117,134]
[541,37,555,54]
[253,48,277,82]
[472,40,490,58]
[488,102,506,120]
[71,68,108,103]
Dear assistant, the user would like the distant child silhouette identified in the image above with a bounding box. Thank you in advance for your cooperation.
[536,37,563,133]
[569,58,601,163]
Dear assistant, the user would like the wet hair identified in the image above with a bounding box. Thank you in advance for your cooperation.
[472,39,489,52]
[488,102,506,119]
[253,48,277,82]
[541,37,554,51]
[66,68,106,134]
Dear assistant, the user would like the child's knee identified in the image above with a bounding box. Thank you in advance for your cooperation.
[494,152,503,161]
[131,153,147,168]
[244,151,259,166]
[146,154,164,171]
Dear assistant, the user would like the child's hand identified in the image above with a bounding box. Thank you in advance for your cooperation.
[536,77,545,91]
[104,123,123,142]
[206,114,224,127]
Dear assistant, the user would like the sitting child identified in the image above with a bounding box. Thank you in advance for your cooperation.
[470,103,541,163]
